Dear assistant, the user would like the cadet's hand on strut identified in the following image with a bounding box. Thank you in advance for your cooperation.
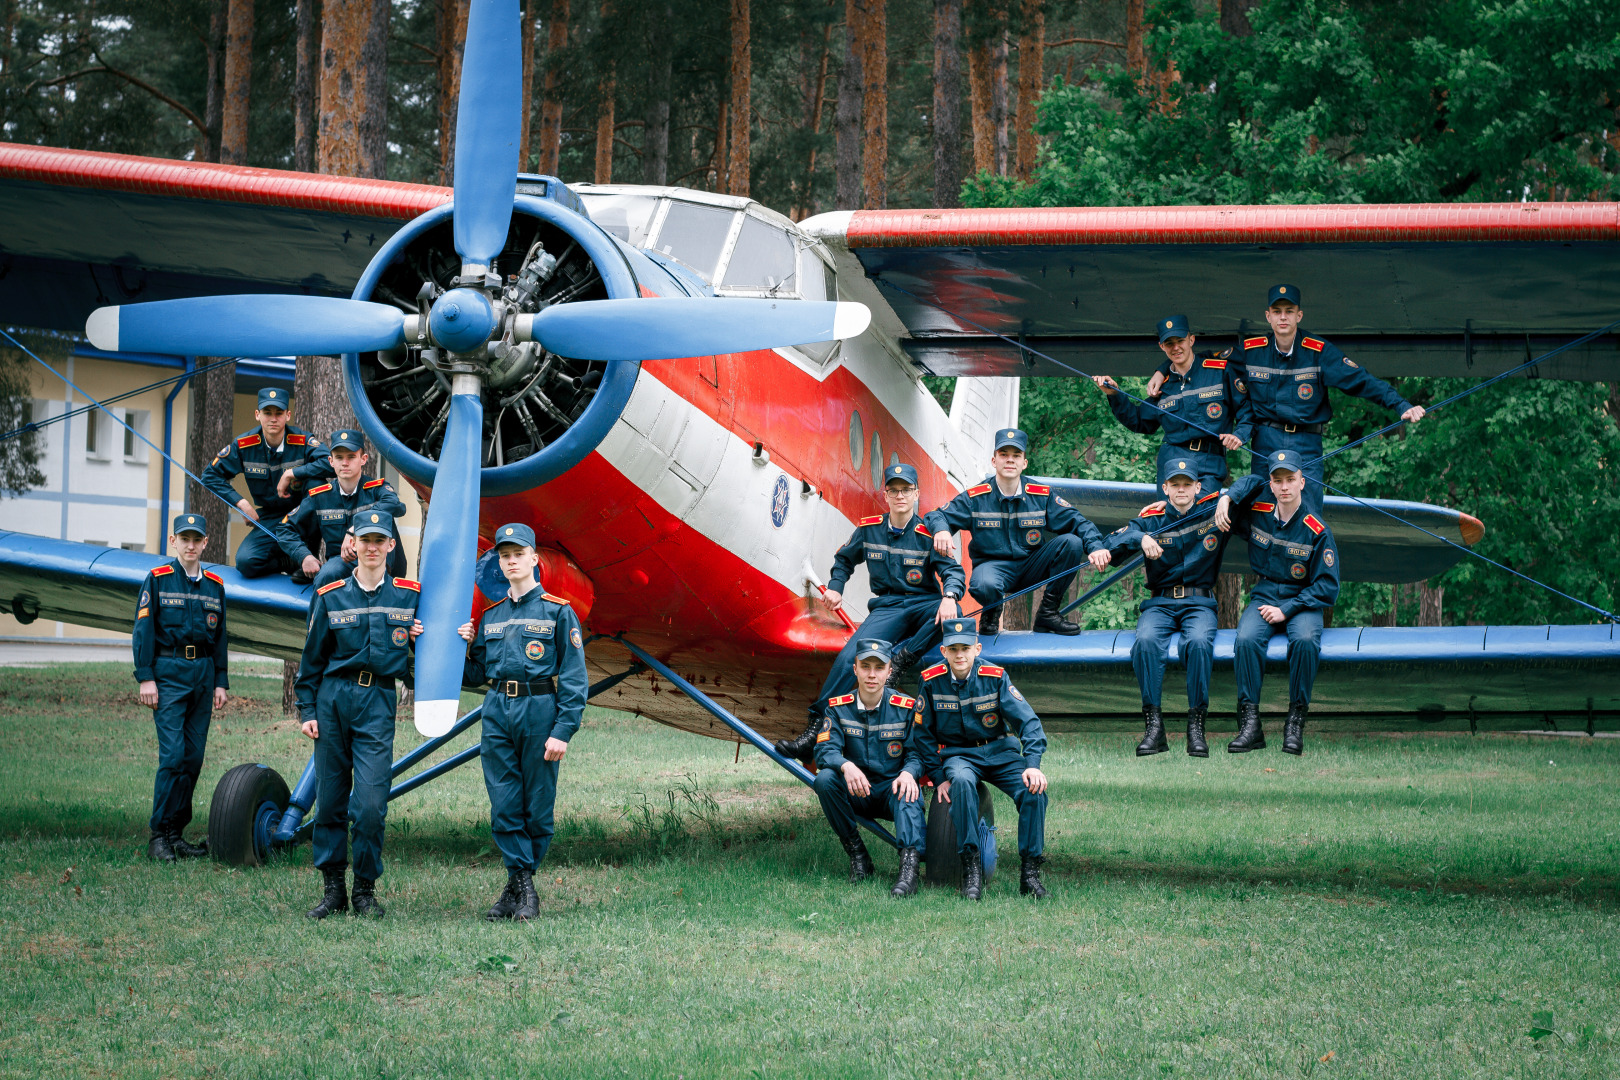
[1215,496,1233,532]
[894,771,920,803]
[842,761,871,797]
[301,718,319,739]
[1259,604,1287,625]
[1402,405,1426,423]
[544,737,569,762]
[276,470,295,499]
[1092,375,1119,397]
[237,499,259,523]
[409,619,425,641]
[1140,536,1164,560]
[301,555,322,576]
[936,779,952,803]
[456,621,475,642]
[1219,433,1243,450]
[932,531,955,558]
[1145,371,1167,398]
[1088,549,1113,572]
[1022,767,1048,795]
[213,687,228,708]
[819,588,843,613]
[138,680,159,708]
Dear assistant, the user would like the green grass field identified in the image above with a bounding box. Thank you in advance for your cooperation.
[1,662,1617,1079]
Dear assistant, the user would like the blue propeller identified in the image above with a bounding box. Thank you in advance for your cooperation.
[84,295,405,357]
[451,0,522,269]
[516,297,872,362]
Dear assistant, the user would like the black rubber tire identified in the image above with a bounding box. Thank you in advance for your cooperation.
[208,763,290,867]
[923,781,994,887]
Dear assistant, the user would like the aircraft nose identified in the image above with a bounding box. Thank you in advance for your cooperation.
[429,287,496,353]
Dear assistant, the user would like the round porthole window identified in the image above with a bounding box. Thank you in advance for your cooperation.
[848,411,864,471]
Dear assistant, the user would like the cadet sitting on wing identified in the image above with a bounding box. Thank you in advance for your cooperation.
[775,462,962,764]
[272,428,406,587]
[1215,450,1342,755]
[1093,313,1250,494]
[911,619,1050,900]
[811,638,927,898]
[200,388,332,577]
[1104,459,1230,758]
[924,428,1111,637]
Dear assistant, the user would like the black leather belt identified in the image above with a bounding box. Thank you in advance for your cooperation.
[1257,419,1323,435]
[1178,438,1218,454]
[158,644,212,660]
[338,669,394,689]
[942,734,1012,751]
[492,679,556,698]
[1152,586,1214,599]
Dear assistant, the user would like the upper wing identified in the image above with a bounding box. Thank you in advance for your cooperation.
[802,204,1620,381]
[0,531,311,661]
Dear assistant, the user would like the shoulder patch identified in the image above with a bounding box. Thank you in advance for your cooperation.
[977,664,1005,678]
[1252,501,1275,513]
[920,663,948,681]
[286,433,307,446]
[859,515,884,526]
[1303,514,1325,535]
[966,483,992,497]
[1025,483,1051,496]
[914,522,931,536]
[392,577,421,592]
[150,564,174,577]
[316,579,347,595]
[1300,337,1325,352]
[1216,346,1233,359]
[363,478,385,489]
[236,433,262,449]
[1244,336,1269,350]
[1202,357,1228,369]
[202,569,223,585]
[888,692,916,709]
[1141,507,1165,518]
[827,693,855,707]
[542,592,570,605]
[307,483,332,496]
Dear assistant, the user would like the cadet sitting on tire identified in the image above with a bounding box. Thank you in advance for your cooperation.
[272,429,406,587]
[911,619,1050,901]
[811,638,927,898]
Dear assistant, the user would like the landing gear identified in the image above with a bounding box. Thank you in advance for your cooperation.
[208,763,290,867]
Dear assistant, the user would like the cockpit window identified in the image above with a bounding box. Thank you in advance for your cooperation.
[651,202,737,282]
[721,215,798,292]
[576,193,659,247]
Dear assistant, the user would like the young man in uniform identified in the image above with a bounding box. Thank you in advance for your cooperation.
[911,619,1050,900]
[1104,460,1229,757]
[272,428,406,587]
[201,387,332,577]
[132,514,228,862]
[457,523,589,922]
[1215,450,1342,755]
[295,512,423,919]
[924,429,1112,636]
[811,638,927,898]
[775,462,962,764]
[1094,313,1250,493]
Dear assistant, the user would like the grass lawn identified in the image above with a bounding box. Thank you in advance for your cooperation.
[1,661,1617,1079]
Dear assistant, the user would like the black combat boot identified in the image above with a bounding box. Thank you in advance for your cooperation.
[890,847,921,898]
[1136,704,1168,756]
[960,847,984,901]
[147,832,176,863]
[976,605,1001,637]
[169,831,208,859]
[774,712,823,765]
[1019,855,1050,899]
[485,871,522,921]
[1033,587,1081,635]
[306,868,348,919]
[351,876,385,918]
[1227,701,1266,753]
[886,647,918,690]
[1283,701,1309,755]
[513,869,540,921]
[841,833,874,883]
[1186,706,1209,758]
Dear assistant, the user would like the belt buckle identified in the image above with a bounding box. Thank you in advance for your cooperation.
[183,645,197,660]
[358,670,373,687]
[504,680,520,697]
[1171,585,1186,599]
[1284,423,1298,434]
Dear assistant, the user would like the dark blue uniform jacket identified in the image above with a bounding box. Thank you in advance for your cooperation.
[462,589,590,741]
[1118,349,1252,446]
[273,475,406,565]
[293,574,420,719]
[814,690,923,781]
[909,661,1046,779]
[132,560,229,687]
[201,426,333,520]
[1225,474,1342,615]
[924,480,1106,563]
[1105,492,1230,610]
[827,513,965,602]
[1239,333,1410,427]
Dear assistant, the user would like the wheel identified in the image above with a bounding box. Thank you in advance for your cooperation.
[923,781,995,887]
[208,763,290,866]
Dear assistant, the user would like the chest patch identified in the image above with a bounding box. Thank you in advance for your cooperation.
[1206,403,1222,419]
[391,626,409,647]
[982,712,999,728]
[1203,533,1219,551]
[887,741,903,758]
[1297,383,1314,400]
[1025,529,1042,546]
[905,567,924,584]
[524,640,546,661]
[206,612,218,629]
[1290,562,1307,580]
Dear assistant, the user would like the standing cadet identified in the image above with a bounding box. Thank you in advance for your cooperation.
[1215,450,1342,755]
[295,512,423,919]
[774,462,963,764]
[911,619,1050,900]
[1104,460,1229,757]
[133,514,229,862]
[272,429,406,586]
[1094,314,1250,493]
[811,638,927,898]
[201,388,332,577]
[457,524,589,922]
[924,429,1112,636]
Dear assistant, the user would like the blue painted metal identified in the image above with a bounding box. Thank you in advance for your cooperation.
[391,705,485,778]
[451,0,522,266]
[96,294,405,358]
[389,743,482,802]
[159,356,194,556]
[428,287,497,352]
[529,297,856,363]
[271,757,319,843]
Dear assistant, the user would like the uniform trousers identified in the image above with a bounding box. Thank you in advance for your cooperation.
[811,768,926,850]
[813,594,957,709]
[937,742,1046,858]
[236,526,295,578]
[1234,602,1324,706]
[481,692,562,871]
[968,534,1086,613]
[311,678,396,880]
[149,655,216,834]
[1131,602,1218,709]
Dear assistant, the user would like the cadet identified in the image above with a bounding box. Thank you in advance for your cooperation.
[1094,313,1250,493]
[775,462,963,764]
[1104,460,1229,757]
[457,523,589,922]
[132,514,228,862]
[200,387,332,578]
[811,638,927,898]
[1215,450,1342,755]
[911,620,1050,900]
[924,428,1111,636]
[295,512,422,919]
[272,429,406,587]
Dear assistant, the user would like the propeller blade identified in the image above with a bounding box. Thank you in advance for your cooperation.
[514,298,872,363]
[452,0,522,268]
[84,296,406,357]
[412,378,485,737]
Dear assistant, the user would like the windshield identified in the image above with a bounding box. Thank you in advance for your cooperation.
[576,193,659,247]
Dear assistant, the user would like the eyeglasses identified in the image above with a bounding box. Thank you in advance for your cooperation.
[884,487,918,497]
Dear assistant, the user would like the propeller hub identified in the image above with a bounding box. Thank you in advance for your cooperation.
[429,287,497,354]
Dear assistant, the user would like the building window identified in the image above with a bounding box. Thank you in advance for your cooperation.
[120,542,146,552]
[122,410,150,464]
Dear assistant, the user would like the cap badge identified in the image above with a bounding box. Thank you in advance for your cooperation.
[267,390,277,397]
[1277,453,1286,460]
[505,528,513,535]
[370,514,379,523]
[1178,461,1186,469]
[1166,321,1172,328]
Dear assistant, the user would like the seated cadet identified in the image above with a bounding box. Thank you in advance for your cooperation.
[1215,450,1342,755]
[774,462,963,764]
[201,387,332,577]
[272,428,406,587]
[1094,313,1250,494]
[1104,460,1229,758]
[924,428,1112,637]
[132,514,228,862]
[295,512,423,919]
[912,619,1050,900]
[811,638,927,898]
[457,524,589,922]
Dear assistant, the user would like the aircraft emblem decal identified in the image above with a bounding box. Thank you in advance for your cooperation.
[770,474,790,529]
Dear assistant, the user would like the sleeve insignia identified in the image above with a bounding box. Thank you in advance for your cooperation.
[1300,337,1325,352]
[1010,685,1025,701]
[1055,495,1071,507]
[1244,336,1269,350]
[859,515,884,526]
[286,434,307,446]
[1343,358,1359,368]
[888,692,916,709]
[1217,347,1233,359]
[236,434,262,449]
[1252,501,1275,513]
[920,663,948,680]
[1202,358,1228,369]
[914,711,924,724]
[316,579,347,595]
[216,445,231,459]
[202,569,223,585]
[542,592,570,604]
[827,693,856,707]
[307,483,333,496]
[151,565,174,577]
[363,478,385,489]
[392,577,421,592]
[1025,483,1051,495]
[965,483,992,496]
[1141,507,1165,518]
[1303,514,1326,535]
[977,664,1005,678]
[815,730,831,743]
[136,607,149,619]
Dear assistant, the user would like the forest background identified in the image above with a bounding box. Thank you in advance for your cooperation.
[0,0,1616,629]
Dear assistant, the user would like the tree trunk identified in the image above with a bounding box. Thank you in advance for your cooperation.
[931,0,962,207]
[519,1,535,170]
[1002,586,1034,631]
[220,0,253,165]
[595,69,616,183]
[642,1,672,184]
[198,0,228,162]
[185,359,239,549]
[727,0,751,197]
[967,40,990,174]
[990,23,1008,175]
[858,0,886,209]
[320,0,391,180]
[834,3,863,210]
[1013,0,1043,180]
[1219,0,1252,36]
[1216,572,1242,629]
[1418,581,1444,626]
[437,0,468,186]
[1125,0,1144,81]
[536,0,568,176]
[294,0,319,172]
[715,98,729,191]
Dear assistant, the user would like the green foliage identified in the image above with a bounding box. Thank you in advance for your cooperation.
[0,342,45,497]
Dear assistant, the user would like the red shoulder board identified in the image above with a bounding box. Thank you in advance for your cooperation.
[827,693,855,707]
[920,663,948,681]
[286,433,307,445]
[914,522,931,536]
[966,483,992,496]
[202,569,223,585]
[859,515,884,526]
[1303,514,1325,535]
[1197,490,1222,504]
[1252,501,1275,513]
[1300,337,1325,352]
[307,483,332,496]
[542,592,570,604]
[888,692,916,709]
[150,564,174,576]
[392,577,421,592]
[1141,507,1165,518]
[236,433,262,449]
[316,579,346,595]
[977,664,1005,678]
[1202,358,1228,369]
[363,478,385,489]
[1025,483,1050,496]
[1244,336,1269,350]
